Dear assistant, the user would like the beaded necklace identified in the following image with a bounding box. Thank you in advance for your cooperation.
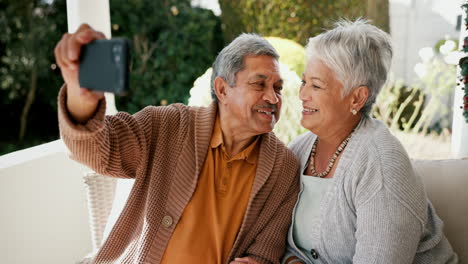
[308,132,354,178]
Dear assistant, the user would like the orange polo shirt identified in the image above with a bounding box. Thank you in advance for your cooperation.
[160,116,259,263]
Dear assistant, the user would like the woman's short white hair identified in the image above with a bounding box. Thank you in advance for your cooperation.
[305,18,393,116]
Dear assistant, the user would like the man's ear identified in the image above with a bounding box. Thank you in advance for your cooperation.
[214,76,229,104]
[350,85,369,112]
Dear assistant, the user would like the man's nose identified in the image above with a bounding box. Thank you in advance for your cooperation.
[263,87,279,104]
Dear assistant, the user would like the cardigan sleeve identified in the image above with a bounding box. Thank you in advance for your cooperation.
[246,182,300,264]
[244,152,300,264]
[351,132,427,264]
[352,185,424,264]
[58,85,180,179]
[281,247,306,264]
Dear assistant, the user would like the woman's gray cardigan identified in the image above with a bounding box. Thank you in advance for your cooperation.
[283,117,458,264]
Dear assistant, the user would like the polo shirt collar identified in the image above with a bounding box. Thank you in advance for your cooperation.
[210,115,260,165]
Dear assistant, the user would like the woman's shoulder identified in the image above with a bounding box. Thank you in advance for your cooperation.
[352,118,426,212]
[355,118,409,163]
[351,118,414,178]
[288,131,316,156]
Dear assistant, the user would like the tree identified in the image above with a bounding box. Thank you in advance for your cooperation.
[367,0,390,33]
[0,0,66,153]
[0,0,222,154]
[218,0,390,45]
[110,0,224,113]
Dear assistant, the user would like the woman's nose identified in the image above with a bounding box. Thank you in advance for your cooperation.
[299,86,309,101]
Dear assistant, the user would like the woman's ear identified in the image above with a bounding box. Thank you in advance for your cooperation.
[214,76,229,104]
[350,85,369,112]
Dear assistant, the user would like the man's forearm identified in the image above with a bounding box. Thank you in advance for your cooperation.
[66,84,102,124]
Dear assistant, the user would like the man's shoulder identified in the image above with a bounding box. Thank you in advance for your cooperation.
[263,132,299,167]
[136,103,206,123]
[136,103,187,117]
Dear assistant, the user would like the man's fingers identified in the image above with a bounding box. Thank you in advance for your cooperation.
[55,33,70,70]
[67,33,82,62]
[54,23,108,91]
[233,257,253,263]
[55,23,105,69]
[64,34,79,70]
[54,37,64,69]
[59,34,77,71]
[67,24,107,63]
[75,27,106,44]
[79,88,104,101]
[76,23,91,32]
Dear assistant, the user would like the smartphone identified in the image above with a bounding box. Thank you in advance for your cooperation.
[79,38,131,95]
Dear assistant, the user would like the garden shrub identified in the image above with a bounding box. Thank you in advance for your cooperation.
[373,39,457,134]
[111,0,224,113]
[0,0,223,154]
[218,0,366,45]
[188,62,306,144]
[265,37,305,76]
[0,0,67,154]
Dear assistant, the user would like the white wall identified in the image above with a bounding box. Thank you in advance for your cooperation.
[0,140,92,264]
[390,0,468,156]
[452,11,468,158]
[390,0,463,83]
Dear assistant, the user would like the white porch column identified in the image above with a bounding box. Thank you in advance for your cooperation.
[452,11,468,158]
[66,0,117,115]
[65,1,118,254]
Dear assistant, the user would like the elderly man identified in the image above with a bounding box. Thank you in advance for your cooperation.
[55,24,299,264]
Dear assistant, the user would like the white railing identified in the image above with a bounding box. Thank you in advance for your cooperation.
[0,140,92,264]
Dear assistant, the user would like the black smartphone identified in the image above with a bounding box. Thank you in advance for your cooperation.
[79,38,131,95]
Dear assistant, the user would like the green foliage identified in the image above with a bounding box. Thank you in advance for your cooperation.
[112,1,224,113]
[0,0,223,154]
[373,40,456,135]
[373,77,425,132]
[265,37,305,76]
[0,0,67,154]
[188,36,309,144]
[218,0,367,45]
[188,36,307,145]
[188,62,306,144]
[411,57,456,134]
[0,0,66,106]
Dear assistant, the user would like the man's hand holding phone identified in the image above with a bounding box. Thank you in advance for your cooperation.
[54,24,106,123]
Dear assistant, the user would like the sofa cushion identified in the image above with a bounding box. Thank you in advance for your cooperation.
[89,159,468,262]
[412,159,468,263]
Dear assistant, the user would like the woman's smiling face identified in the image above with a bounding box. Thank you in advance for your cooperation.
[299,57,354,135]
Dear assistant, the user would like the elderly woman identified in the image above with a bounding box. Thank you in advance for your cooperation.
[282,20,458,264]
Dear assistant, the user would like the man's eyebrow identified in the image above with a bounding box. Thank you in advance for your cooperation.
[249,74,268,80]
[249,75,283,84]
[274,79,284,85]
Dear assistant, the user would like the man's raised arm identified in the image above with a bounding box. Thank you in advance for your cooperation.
[54,23,105,123]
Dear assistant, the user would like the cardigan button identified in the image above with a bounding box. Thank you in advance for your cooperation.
[310,249,319,259]
[162,215,173,228]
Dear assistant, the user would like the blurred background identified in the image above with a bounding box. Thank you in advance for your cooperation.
[0,1,467,263]
[0,0,465,159]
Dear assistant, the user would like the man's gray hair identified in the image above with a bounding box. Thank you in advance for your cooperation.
[211,33,279,102]
[305,18,393,116]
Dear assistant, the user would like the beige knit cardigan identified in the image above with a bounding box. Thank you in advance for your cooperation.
[58,87,300,264]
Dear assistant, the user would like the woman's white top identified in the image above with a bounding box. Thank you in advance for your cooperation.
[293,174,334,260]
[282,117,457,264]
